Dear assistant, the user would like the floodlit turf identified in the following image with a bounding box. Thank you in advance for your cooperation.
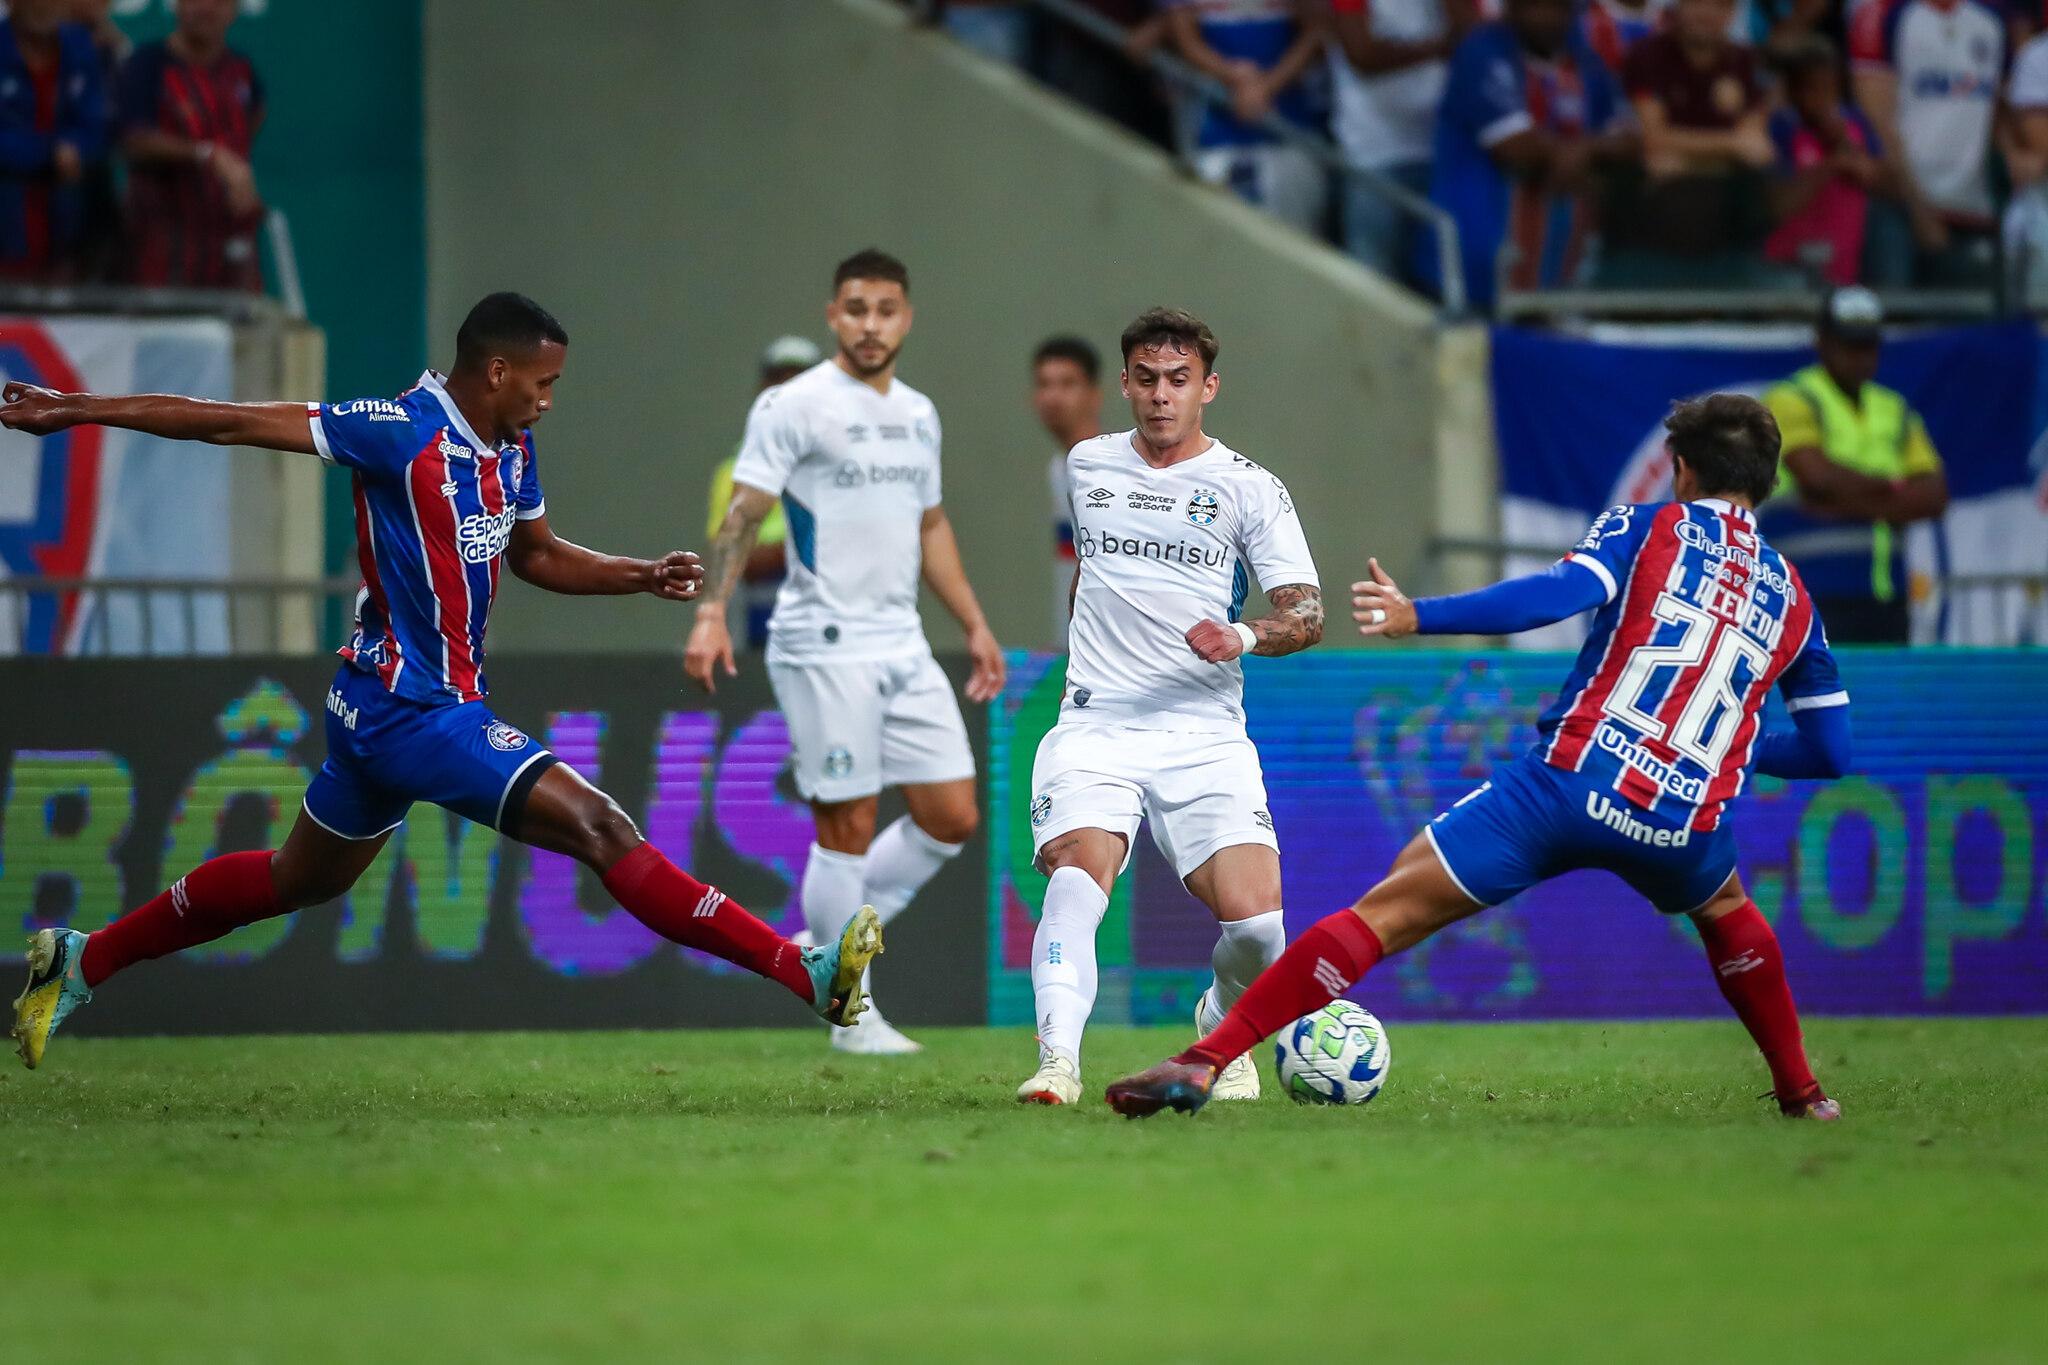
[2,1020,2044,1364]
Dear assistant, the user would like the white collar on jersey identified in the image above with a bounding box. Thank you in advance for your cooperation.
[416,369,515,460]
[1691,498,1756,524]
[826,358,897,400]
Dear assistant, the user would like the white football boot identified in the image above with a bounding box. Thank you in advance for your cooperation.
[1015,1049,1083,1105]
[1199,992,1261,1101]
[830,996,923,1055]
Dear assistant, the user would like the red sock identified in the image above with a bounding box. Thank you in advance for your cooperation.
[601,843,813,1003]
[1183,910,1385,1070]
[1697,901,1819,1103]
[80,849,283,988]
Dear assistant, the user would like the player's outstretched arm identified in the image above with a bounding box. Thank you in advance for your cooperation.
[1754,704,1852,780]
[1353,557,1606,639]
[919,505,1006,703]
[506,515,702,599]
[0,382,318,455]
[1186,584,1325,663]
[683,482,775,693]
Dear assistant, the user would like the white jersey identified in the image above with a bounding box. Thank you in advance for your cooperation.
[732,360,943,665]
[1061,430,1318,730]
[1050,451,1076,650]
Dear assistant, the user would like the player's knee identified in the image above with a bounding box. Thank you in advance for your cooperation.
[569,798,642,868]
[1035,835,1118,895]
[275,859,360,910]
[813,800,876,854]
[1208,887,1278,924]
[916,803,977,847]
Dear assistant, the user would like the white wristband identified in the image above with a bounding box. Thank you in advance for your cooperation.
[1231,622,1257,654]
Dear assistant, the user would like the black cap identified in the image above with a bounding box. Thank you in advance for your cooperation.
[1818,286,1884,344]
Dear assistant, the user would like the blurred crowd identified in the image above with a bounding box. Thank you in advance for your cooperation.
[0,0,265,291]
[922,0,2048,309]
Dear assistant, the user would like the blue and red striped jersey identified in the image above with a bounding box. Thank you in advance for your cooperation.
[1538,500,1847,831]
[310,371,545,707]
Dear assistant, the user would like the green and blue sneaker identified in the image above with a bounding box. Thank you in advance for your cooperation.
[803,906,882,1027]
[12,928,92,1070]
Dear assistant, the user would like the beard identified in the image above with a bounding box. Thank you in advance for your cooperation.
[839,339,901,378]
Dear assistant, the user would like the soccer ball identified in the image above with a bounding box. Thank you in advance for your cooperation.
[1273,1002,1390,1105]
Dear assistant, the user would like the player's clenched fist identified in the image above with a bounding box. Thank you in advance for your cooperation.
[1351,557,1418,639]
[644,550,703,602]
[0,383,79,436]
[1185,618,1248,663]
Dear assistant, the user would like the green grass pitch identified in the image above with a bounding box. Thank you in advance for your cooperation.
[3,1019,2044,1363]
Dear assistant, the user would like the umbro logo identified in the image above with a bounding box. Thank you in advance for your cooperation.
[846,424,870,443]
[1085,487,1114,507]
[1312,958,1350,997]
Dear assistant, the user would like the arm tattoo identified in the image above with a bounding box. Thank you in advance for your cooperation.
[1247,584,1324,657]
[698,501,767,610]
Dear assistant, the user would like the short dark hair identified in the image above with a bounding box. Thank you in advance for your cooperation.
[1119,308,1219,374]
[833,248,910,294]
[1033,335,1101,384]
[1772,32,1839,82]
[1665,394,1781,505]
[455,292,567,370]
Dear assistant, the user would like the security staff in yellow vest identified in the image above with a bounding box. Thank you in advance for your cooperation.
[705,335,821,649]
[1760,287,1948,644]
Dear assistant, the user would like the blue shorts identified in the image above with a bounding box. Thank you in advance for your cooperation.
[302,666,559,841]
[1425,754,1737,915]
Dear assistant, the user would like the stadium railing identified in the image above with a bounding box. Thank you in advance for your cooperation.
[911,0,1470,316]
[0,208,306,322]
[1497,286,2004,324]
[0,576,358,657]
[907,1,2037,324]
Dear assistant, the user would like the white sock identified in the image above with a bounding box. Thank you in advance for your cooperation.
[801,843,867,947]
[861,815,961,927]
[1030,866,1109,1068]
[1200,910,1286,1033]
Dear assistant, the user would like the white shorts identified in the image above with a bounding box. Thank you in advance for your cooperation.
[768,651,975,803]
[1028,721,1277,879]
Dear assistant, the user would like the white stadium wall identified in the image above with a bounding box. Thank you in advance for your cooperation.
[423,0,1457,653]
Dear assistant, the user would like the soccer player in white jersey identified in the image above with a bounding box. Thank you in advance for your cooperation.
[1018,308,1324,1105]
[685,249,1005,1055]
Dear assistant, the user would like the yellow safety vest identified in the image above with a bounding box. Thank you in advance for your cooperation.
[1776,365,1910,602]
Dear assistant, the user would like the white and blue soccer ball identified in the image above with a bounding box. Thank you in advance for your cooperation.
[1273,1002,1390,1105]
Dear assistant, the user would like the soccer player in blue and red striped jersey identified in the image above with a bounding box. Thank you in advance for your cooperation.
[4,292,881,1070]
[1109,393,1851,1121]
